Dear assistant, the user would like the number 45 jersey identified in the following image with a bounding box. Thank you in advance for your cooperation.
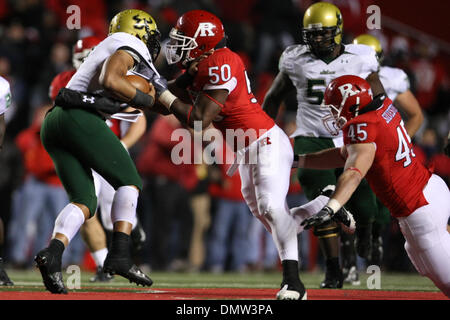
[279,44,379,139]
[190,47,274,139]
[343,97,432,218]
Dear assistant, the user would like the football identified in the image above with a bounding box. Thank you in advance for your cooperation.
[126,74,151,93]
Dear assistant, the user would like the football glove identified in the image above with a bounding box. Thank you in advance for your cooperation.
[151,76,169,97]
[55,88,124,114]
[301,206,333,229]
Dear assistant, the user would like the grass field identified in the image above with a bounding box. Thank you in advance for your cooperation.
[0,268,447,300]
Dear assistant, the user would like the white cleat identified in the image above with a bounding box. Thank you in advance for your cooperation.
[276,285,307,300]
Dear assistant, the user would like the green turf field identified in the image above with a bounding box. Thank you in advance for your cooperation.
[0,268,440,293]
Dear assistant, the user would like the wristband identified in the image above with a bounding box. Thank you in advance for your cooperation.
[175,72,195,89]
[326,199,342,214]
[129,89,154,108]
[158,90,177,110]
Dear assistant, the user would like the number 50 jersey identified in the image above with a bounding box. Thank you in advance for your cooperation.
[190,47,274,141]
[343,98,432,218]
[279,44,379,139]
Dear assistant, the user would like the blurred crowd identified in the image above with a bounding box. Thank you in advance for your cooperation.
[0,0,448,275]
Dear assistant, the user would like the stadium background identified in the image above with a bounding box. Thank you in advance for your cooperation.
[0,0,448,279]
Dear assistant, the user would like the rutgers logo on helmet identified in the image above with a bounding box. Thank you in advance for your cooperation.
[72,36,102,70]
[165,10,225,66]
[322,75,373,135]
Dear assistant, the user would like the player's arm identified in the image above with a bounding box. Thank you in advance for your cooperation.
[100,50,154,109]
[393,90,424,137]
[120,108,147,149]
[331,143,376,208]
[366,72,386,97]
[172,89,224,129]
[262,71,295,119]
[0,114,5,151]
[295,147,347,169]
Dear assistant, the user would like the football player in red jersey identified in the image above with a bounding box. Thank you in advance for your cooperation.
[298,75,450,297]
[151,10,354,300]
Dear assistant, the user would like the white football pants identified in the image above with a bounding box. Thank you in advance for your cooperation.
[398,174,450,297]
[238,125,324,262]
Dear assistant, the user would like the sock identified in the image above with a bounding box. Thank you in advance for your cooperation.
[91,248,108,268]
[109,232,131,259]
[281,260,304,291]
[291,195,329,233]
[47,239,65,273]
[52,203,86,242]
[326,257,341,276]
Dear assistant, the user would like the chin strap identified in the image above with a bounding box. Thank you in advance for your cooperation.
[350,94,386,116]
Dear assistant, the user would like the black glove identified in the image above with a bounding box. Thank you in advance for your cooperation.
[55,88,124,114]
[301,206,333,230]
[151,76,168,96]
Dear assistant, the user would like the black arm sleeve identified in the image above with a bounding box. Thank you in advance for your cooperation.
[55,88,124,114]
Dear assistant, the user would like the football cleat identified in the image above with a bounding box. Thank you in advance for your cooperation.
[90,266,114,282]
[34,250,67,294]
[0,258,13,286]
[320,271,343,289]
[103,256,153,287]
[343,265,360,286]
[276,284,307,300]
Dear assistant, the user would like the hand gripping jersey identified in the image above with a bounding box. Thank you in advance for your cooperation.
[190,48,274,146]
[379,66,410,102]
[0,76,12,116]
[279,44,379,138]
[343,98,432,217]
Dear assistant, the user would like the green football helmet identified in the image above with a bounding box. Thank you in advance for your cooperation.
[353,34,383,61]
[109,9,161,61]
[302,2,343,57]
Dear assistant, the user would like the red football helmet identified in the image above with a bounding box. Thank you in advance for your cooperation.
[322,75,373,135]
[165,10,225,66]
[72,36,102,69]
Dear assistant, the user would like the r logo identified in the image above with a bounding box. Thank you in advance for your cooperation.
[338,84,360,98]
[195,22,216,37]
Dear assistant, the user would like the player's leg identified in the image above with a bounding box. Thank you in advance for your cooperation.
[254,126,306,300]
[294,136,343,289]
[79,170,111,282]
[398,174,450,297]
[0,218,13,286]
[369,198,391,267]
[60,109,149,286]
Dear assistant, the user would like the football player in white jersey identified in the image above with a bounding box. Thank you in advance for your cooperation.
[35,9,159,293]
[353,34,424,137]
[262,2,386,288]
[0,75,13,286]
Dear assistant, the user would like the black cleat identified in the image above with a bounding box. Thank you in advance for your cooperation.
[320,272,344,289]
[34,250,67,294]
[0,258,13,286]
[90,266,114,282]
[320,261,343,289]
[103,256,152,287]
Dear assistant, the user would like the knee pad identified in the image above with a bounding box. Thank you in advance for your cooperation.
[111,185,138,226]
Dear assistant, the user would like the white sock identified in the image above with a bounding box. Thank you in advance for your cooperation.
[291,195,329,234]
[91,248,108,268]
[52,203,86,242]
[111,186,139,226]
